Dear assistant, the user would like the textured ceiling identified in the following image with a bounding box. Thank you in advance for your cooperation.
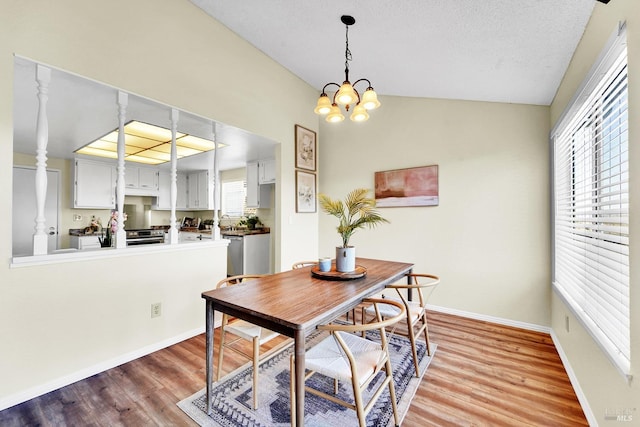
[190,0,597,106]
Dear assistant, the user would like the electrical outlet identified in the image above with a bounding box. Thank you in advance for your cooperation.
[565,315,570,332]
[151,302,161,318]
[73,214,82,221]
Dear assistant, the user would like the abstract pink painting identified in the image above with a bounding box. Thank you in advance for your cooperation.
[375,165,439,207]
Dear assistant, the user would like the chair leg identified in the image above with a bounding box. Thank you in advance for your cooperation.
[351,377,366,427]
[386,358,400,427]
[422,312,432,356]
[252,336,259,410]
[290,355,296,427]
[216,327,226,381]
[406,317,421,377]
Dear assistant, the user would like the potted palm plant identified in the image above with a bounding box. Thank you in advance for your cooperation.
[318,188,389,272]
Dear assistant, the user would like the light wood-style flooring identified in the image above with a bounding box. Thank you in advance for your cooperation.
[0,311,587,426]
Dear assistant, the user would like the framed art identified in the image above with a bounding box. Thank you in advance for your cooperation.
[374,165,439,207]
[295,124,316,171]
[295,170,316,213]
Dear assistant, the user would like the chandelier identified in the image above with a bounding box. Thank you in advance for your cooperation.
[314,15,381,123]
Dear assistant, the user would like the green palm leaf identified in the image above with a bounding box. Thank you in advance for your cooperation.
[319,188,389,247]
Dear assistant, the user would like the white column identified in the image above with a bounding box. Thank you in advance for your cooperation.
[212,122,221,240]
[115,91,128,248]
[32,65,51,255]
[168,108,179,244]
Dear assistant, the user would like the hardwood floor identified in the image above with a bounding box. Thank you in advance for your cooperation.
[0,311,587,426]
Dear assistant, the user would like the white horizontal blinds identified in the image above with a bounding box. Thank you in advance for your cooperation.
[553,41,630,376]
[222,180,246,217]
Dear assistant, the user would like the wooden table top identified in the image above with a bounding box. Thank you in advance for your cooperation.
[202,257,413,335]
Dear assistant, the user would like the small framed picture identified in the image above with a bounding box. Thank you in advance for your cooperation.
[295,170,316,213]
[295,125,316,171]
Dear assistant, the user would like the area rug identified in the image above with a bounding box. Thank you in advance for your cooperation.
[178,330,435,427]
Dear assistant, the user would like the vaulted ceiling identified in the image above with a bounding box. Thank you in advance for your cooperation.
[191,0,598,106]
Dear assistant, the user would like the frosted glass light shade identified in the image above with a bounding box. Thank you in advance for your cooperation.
[314,94,332,115]
[326,104,345,122]
[361,87,381,110]
[336,81,358,105]
[350,104,369,122]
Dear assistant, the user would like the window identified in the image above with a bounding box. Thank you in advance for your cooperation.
[221,180,257,218]
[221,180,246,217]
[551,24,630,378]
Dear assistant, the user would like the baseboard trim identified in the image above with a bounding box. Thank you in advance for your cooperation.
[549,330,597,426]
[427,304,551,334]
[0,327,204,412]
[428,304,594,425]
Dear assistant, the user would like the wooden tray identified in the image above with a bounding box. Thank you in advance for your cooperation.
[311,265,367,281]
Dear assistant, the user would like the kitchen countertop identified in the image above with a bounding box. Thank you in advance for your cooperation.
[69,228,103,236]
[221,228,270,236]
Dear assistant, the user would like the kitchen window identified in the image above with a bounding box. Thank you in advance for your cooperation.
[221,180,256,218]
[551,23,630,379]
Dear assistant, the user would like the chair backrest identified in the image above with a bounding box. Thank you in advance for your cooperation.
[387,273,440,307]
[319,298,406,367]
[291,261,317,269]
[319,298,406,334]
[216,274,265,289]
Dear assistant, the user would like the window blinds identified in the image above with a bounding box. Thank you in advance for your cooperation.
[552,26,630,378]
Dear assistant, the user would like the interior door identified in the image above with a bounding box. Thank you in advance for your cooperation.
[12,167,60,256]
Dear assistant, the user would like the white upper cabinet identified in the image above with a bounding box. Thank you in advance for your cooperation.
[73,158,116,209]
[154,170,188,210]
[246,161,271,208]
[125,164,159,196]
[258,159,276,184]
[187,170,213,210]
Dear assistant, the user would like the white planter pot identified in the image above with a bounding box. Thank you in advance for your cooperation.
[335,246,356,272]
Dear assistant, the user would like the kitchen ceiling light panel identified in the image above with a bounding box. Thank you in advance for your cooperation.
[75,120,221,164]
[124,154,166,165]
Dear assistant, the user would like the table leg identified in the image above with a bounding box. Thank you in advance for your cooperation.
[294,329,305,426]
[407,269,414,301]
[205,300,214,415]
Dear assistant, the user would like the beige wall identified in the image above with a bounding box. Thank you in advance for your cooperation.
[550,0,639,422]
[0,0,318,409]
[319,96,551,325]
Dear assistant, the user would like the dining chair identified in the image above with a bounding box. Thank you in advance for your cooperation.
[291,298,406,427]
[291,261,317,269]
[361,273,440,377]
[215,274,281,410]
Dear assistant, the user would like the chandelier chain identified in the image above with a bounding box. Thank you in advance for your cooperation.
[344,25,352,77]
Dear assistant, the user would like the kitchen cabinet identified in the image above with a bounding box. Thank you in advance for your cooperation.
[125,164,159,195]
[224,233,270,275]
[258,159,276,184]
[73,158,116,209]
[154,170,188,210]
[70,235,102,250]
[187,170,213,209]
[246,162,272,208]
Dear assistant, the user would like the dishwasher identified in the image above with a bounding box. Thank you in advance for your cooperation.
[226,236,244,276]
[224,234,270,276]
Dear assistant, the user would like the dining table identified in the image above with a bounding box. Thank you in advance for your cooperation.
[201,257,414,426]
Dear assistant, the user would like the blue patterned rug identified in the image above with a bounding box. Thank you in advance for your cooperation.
[178,330,435,427]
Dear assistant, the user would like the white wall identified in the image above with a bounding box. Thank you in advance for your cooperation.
[549,0,639,422]
[0,0,318,409]
[319,96,551,326]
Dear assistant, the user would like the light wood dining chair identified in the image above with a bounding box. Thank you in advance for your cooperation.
[291,261,317,269]
[215,274,281,409]
[362,273,440,377]
[291,298,406,427]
